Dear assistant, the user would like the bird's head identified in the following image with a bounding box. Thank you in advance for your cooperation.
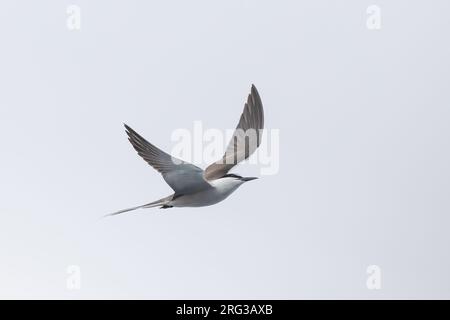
[221,173,258,183]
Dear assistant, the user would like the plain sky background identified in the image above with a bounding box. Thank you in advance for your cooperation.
[0,0,449,299]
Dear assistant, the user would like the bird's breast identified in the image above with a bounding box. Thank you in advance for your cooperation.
[170,184,239,208]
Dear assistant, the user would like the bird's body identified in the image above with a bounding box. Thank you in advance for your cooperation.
[109,85,264,216]
[170,177,253,207]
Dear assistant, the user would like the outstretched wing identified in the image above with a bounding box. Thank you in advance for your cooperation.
[204,84,264,181]
[124,124,211,194]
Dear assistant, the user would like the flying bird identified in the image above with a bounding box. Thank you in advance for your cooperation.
[109,84,264,216]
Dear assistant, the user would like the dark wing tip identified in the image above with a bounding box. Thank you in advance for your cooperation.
[249,84,264,129]
[250,85,261,102]
[123,124,145,152]
[123,124,142,143]
[123,123,133,134]
[251,84,259,97]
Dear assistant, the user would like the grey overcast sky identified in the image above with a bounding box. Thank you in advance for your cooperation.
[0,0,449,299]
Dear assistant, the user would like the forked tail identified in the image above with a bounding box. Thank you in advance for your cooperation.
[104,195,173,217]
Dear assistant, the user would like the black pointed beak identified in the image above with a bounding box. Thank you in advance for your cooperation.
[241,177,258,182]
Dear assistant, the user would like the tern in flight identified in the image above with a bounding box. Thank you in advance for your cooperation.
[109,84,264,216]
